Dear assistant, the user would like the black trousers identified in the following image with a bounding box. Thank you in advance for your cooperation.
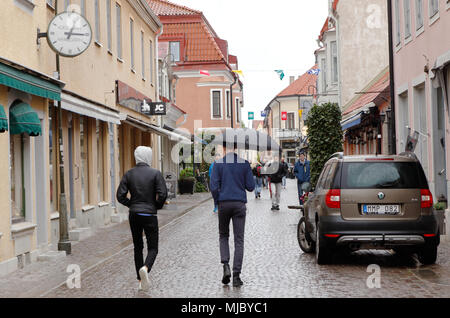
[129,213,159,281]
[218,201,246,275]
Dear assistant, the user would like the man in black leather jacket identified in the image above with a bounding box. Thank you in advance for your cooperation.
[116,146,167,292]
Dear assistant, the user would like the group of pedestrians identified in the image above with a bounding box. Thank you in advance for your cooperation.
[116,145,310,292]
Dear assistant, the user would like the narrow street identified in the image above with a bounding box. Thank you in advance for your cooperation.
[35,179,450,298]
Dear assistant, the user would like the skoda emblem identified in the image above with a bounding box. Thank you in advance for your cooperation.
[378,192,385,200]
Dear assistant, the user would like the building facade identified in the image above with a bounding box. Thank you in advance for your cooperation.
[0,0,169,276]
[390,0,450,230]
[148,0,243,135]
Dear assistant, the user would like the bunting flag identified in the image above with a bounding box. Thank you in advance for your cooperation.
[232,70,244,77]
[199,70,210,76]
[307,69,321,75]
[275,70,285,80]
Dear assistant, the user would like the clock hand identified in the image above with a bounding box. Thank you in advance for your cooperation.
[66,18,80,40]
[64,32,89,36]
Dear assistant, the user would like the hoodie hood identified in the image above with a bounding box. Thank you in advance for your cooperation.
[134,146,153,166]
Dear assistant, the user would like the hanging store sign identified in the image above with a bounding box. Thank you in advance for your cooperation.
[116,80,153,115]
[141,100,167,116]
[281,112,288,121]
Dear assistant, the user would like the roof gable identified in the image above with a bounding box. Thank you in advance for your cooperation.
[148,0,201,16]
[277,65,318,97]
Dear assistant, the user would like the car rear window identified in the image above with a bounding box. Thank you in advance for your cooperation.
[340,162,428,189]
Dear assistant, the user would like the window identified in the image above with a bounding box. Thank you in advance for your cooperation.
[398,92,409,151]
[212,90,222,118]
[116,3,122,59]
[106,0,112,51]
[47,0,54,8]
[130,19,135,70]
[415,0,424,30]
[49,106,56,213]
[321,58,327,92]
[404,0,411,38]
[10,134,25,222]
[226,90,231,118]
[330,41,338,83]
[80,117,89,205]
[149,41,154,84]
[235,97,240,123]
[170,41,180,62]
[80,0,86,16]
[429,0,439,17]
[94,0,100,43]
[141,32,145,79]
[286,113,295,130]
[64,0,70,11]
[97,120,105,203]
[395,0,401,45]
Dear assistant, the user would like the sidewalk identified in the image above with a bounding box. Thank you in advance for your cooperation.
[0,193,213,298]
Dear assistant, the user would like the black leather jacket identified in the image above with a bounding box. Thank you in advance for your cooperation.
[116,163,168,214]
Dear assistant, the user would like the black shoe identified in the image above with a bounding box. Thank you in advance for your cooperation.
[271,206,276,211]
[233,275,243,287]
[276,205,280,210]
[222,264,231,285]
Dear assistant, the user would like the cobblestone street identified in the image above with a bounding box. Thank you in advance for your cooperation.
[25,179,450,298]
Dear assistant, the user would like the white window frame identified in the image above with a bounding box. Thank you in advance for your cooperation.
[141,31,145,80]
[94,0,101,44]
[235,97,240,124]
[170,41,180,62]
[211,89,223,120]
[404,0,411,39]
[321,57,327,92]
[395,0,402,46]
[116,3,122,60]
[225,89,231,119]
[330,41,338,83]
[130,18,135,72]
[429,0,439,18]
[415,0,424,31]
[286,112,296,130]
[149,40,154,84]
[106,0,112,52]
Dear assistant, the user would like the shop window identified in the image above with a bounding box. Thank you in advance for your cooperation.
[97,120,105,202]
[80,117,89,205]
[10,133,26,223]
[49,105,56,213]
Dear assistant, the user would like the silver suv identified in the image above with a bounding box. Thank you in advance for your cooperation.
[298,153,439,265]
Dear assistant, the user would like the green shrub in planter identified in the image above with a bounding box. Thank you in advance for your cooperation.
[179,168,195,194]
[195,182,208,193]
[434,202,446,211]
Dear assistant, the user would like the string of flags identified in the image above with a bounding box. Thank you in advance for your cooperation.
[198,68,320,79]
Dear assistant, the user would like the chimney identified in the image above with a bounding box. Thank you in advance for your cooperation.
[290,76,295,85]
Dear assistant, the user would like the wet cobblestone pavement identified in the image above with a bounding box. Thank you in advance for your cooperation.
[38,179,450,298]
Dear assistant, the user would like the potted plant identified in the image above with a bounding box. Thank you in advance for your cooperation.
[178,168,196,195]
[434,202,447,235]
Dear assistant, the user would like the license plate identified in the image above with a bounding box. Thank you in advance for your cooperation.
[362,205,400,215]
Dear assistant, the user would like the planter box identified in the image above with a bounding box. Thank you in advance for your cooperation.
[434,209,446,235]
[178,179,195,195]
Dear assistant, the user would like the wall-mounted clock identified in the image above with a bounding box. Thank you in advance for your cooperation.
[47,11,92,58]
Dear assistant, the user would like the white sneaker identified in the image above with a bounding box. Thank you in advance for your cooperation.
[138,282,143,291]
[139,266,150,291]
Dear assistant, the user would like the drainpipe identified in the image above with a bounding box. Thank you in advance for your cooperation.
[155,25,164,170]
[230,73,237,128]
[387,0,397,155]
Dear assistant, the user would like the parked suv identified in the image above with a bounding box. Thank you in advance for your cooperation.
[299,153,439,265]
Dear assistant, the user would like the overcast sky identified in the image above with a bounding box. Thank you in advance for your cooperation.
[171,0,329,126]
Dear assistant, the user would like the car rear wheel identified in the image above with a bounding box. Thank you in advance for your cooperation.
[417,236,439,265]
[297,217,315,253]
[315,222,333,265]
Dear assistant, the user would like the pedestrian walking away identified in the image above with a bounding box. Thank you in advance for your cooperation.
[267,155,288,211]
[294,152,311,205]
[209,153,222,213]
[210,146,255,287]
[252,161,263,199]
[116,146,168,292]
[281,157,288,189]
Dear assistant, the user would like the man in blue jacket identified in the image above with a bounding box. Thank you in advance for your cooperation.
[210,146,255,287]
[294,152,310,205]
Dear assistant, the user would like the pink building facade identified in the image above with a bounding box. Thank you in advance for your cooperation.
[391,0,450,214]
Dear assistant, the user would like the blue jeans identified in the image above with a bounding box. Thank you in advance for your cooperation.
[297,182,305,205]
[282,176,286,187]
[254,176,262,197]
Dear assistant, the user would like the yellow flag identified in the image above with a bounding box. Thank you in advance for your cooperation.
[298,109,303,118]
[232,70,244,78]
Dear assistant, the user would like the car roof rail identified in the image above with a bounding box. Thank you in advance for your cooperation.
[399,152,419,160]
[329,152,344,160]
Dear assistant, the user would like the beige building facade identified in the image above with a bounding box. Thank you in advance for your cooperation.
[0,0,169,276]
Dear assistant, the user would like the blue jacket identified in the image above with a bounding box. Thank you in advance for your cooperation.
[210,153,255,203]
[209,161,215,178]
[294,160,311,184]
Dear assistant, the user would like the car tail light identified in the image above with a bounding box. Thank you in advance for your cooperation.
[325,234,340,238]
[420,189,433,209]
[423,234,436,237]
[326,189,341,209]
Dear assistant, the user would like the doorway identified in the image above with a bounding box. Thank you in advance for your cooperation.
[433,86,447,202]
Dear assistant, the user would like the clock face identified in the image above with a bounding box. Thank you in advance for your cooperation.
[47,12,92,58]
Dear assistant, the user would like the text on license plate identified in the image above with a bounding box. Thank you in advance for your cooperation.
[362,205,400,215]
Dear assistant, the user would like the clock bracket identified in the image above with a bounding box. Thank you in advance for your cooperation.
[37,28,48,45]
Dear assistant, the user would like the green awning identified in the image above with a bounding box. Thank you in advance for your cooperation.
[9,101,41,136]
[0,105,7,132]
[0,62,61,101]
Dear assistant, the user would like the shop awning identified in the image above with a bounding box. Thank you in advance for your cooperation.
[9,101,41,136]
[0,62,62,101]
[0,105,8,132]
[61,92,121,124]
[148,124,192,144]
[341,112,363,131]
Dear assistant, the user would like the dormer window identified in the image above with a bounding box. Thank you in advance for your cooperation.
[170,41,180,62]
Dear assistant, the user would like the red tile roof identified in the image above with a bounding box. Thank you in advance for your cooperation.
[148,0,201,16]
[252,120,264,130]
[319,18,329,41]
[343,69,390,116]
[277,65,318,97]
